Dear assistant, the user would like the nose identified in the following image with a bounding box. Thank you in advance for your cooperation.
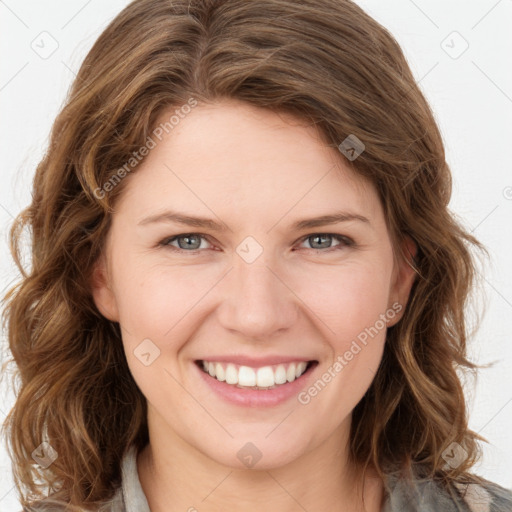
[217,252,299,341]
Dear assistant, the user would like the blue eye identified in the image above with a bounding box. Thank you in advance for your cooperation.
[159,233,211,252]
[158,233,354,254]
[298,233,354,251]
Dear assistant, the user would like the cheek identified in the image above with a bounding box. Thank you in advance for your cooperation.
[112,258,206,334]
[293,258,393,345]
[111,261,205,402]
[315,263,393,408]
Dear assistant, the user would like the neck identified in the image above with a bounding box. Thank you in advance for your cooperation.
[137,412,385,512]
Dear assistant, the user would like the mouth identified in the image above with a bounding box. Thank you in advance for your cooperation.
[195,359,318,390]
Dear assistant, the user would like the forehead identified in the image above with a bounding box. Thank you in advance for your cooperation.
[114,100,381,226]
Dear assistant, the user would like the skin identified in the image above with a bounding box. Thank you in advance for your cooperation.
[91,99,417,511]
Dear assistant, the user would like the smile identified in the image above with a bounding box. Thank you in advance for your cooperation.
[196,360,314,390]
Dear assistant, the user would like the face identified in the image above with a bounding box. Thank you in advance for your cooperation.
[91,99,416,470]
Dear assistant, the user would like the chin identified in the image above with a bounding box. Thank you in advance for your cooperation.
[198,432,312,471]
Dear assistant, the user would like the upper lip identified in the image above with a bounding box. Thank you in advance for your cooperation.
[196,355,317,367]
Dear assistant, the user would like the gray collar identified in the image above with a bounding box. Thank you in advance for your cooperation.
[119,445,151,512]
[118,445,507,512]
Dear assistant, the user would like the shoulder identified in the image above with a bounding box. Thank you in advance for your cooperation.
[454,478,512,512]
[21,445,143,512]
[384,467,512,512]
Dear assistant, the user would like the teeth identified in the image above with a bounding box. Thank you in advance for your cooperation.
[256,366,274,387]
[215,363,226,382]
[199,360,310,389]
[226,364,238,385]
[286,364,296,382]
[274,364,287,385]
[296,362,307,378]
[238,366,256,387]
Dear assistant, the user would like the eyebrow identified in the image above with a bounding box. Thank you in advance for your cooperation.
[137,209,370,231]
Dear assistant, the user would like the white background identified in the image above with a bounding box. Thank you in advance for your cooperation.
[1,0,511,509]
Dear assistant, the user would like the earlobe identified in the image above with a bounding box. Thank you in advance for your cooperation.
[89,254,120,322]
[387,236,418,327]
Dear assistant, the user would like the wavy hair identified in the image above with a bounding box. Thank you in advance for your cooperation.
[1,0,491,508]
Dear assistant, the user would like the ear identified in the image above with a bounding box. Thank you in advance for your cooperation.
[89,252,120,322]
[387,235,418,327]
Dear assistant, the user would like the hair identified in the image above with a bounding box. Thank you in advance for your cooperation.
[1,0,493,509]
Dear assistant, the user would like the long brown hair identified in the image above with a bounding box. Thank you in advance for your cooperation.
[1,0,491,508]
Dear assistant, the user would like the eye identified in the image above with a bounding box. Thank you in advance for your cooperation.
[159,233,212,252]
[296,233,354,252]
[158,232,354,254]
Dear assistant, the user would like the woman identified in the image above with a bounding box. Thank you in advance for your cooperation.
[2,0,511,510]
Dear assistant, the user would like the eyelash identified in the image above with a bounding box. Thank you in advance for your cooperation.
[157,232,355,254]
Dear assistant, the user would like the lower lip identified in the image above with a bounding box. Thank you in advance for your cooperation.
[195,361,318,407]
